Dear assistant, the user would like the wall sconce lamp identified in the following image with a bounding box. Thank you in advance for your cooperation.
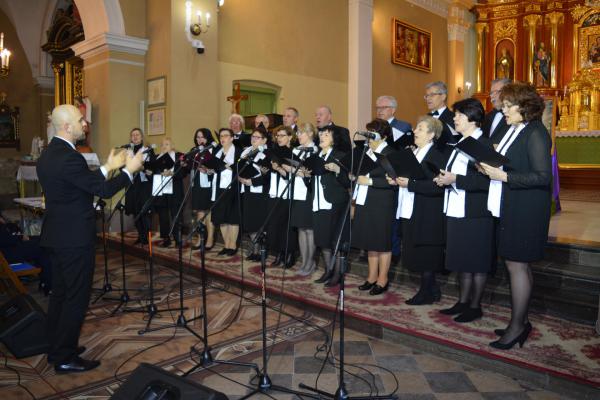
[185,1,210,54]
[458,81,472,96]
[0,33,11,77]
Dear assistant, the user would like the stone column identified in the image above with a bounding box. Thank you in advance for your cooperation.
[523,15,541,85]
[545,12,564,89]
[474,22,488,93]
[447,0,474,104]
[348,0,373,136]
[71,33,149,158]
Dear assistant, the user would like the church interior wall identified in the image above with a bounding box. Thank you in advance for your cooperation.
[119,0,147,38]
[372,0,449,126]
[217,0,349,128]
[0,8,42,159]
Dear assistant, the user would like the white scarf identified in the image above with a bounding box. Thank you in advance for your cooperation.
[239,146,266,194]
[312,148,333,211]
[353,141,388,206]
[152,151,175,196]
[443,128,483,218]
[487,123,526,217]
[396,142,433,219]
[291,144,317,201]
[211,146,235,201]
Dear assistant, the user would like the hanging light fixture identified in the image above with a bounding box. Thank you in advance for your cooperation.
[0,33,11,77]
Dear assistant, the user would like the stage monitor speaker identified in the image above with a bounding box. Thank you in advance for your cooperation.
[0,294,49,358]
[110,363,229,400]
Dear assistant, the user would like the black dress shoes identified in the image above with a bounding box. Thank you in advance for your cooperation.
[246,253,259,261]
[283,253,296,269]
[439,302,468,315]
[495,322,531,337]
[160,238,171,248]
[369,282,389,295]
[358,281,376,291]
[54,356,100,374]
[314,270,332,283]
[405,291,435,305]
[217,248,229,256]
[226,248,237,256]
[454,307,482,323]
[48,346,86,364]
[271,252,284,267]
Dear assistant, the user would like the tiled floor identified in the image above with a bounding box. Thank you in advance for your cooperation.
[193,329,573,400]
[548,200,600,244]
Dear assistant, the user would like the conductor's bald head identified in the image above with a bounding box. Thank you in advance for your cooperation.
[52,104,87,143]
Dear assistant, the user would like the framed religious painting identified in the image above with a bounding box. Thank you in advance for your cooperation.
[147,76,166,107]
[391,18,432,73]
[147,108,166,136]
[573,8,600,71]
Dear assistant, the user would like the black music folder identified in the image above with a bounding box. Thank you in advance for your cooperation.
[376,149,425,180]
[455,137,509,167]
[152,154,175,173]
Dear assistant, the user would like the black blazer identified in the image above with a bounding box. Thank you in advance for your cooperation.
[451,135,493,218]
[328,122,352,153]
[482,109,510,145]
[317,149,350,205]
[406,146,448,246]
[37,137,131,248]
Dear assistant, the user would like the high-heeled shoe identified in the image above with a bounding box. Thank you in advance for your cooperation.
[454,307,482,323]
[490,324,532,350]
[358,281,376,291]
[314,270,332,283]
[494,322,532,337]
[369,282,389,295]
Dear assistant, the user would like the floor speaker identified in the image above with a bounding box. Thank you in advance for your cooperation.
[0,294,49,358]
[110,363,229,400]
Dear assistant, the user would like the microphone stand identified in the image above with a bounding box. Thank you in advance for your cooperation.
[91,199,114,303]
[125,163,187,335]
[300,138,398,400]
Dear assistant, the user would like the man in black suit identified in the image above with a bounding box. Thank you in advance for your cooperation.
[376,95,413,150]
[482,78,511,145]
[229,113,251,148]
[283,106,299,133]
[37,104,143,373]
[315,105,352,152]
[424,81,458,151]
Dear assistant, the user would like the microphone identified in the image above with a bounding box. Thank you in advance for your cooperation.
[179,142,217,161]
[297,146,315,153]
[240,145,265,160]
[117,143,132,149]
[141,143,157,154]
[355,131,381,140]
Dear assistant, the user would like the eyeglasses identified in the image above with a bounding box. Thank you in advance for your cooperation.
[375,106,393,110]
[251,135,263,139]
[423,92,444,99]
[276,134,288,138]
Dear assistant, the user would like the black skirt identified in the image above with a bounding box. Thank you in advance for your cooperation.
[192,186,212,211]
[211,188,241,225]
[290,199,313,229]
[242,192,268,232]
[401,218,444,272]
[266,197,297,253]
[313,204,349,250]
[445,216,494,273]
[351,188,396,252]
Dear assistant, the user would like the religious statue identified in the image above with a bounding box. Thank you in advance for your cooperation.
[405,31,418,64]
[226,82,248,114]
[533,42,551,87]
[419,34,429,66]
[588,36,600,63]
[495,48,513,79]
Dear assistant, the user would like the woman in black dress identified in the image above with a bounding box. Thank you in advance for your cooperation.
[311,128,350,286]
[124,127,155,245]
[190,128,215,250]
[152,138,186,247]
[238,127,270,261]
[210,128,242,256]
[266,125,298,268]
[286,123,318,276]
[351,119,397,295]
[480,82,551,349]
[388,116,447,304]
[434,98,493,323]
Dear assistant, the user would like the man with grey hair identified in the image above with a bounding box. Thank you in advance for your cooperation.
[283,107,299,133]
[315,105,351,152]
[376,95,413,150]
[483,78,511,144]
[424,81,456,151]
[229,113,251,147]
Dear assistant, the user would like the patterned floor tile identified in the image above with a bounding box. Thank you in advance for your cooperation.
[425,372,478,393]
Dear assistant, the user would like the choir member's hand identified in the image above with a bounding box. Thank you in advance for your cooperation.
[260,166,269,175]
[434,170,456,186]
[479,162,508,182]
[299,167,311,177]
[357,175,370,185]
[396,177,409,188]
[22,234,30,241]
[144,169,153,176]
[125,149,145,175]
[104,148,127,172]
[239,178,251,186]
[324,162,340,174]
[206,169,215,175]
[282,164,292,172]
[386,175,397,186]
[162,169,173,177]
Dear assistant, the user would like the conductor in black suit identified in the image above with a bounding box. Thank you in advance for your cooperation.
[424,81,458,151]
[482,78,511,145]
[37,104,144,373]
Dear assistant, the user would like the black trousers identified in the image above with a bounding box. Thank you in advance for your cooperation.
[156,196,182,240]
[46,245,95,364]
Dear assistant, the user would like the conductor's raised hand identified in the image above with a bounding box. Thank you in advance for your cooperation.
[104,149,127,172]
[125,148,144,175]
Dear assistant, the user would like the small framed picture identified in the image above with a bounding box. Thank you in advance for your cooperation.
[147,76,166,107]
[391,18,432,73]
[147,108,166,136]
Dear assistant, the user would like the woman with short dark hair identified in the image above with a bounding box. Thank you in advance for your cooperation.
[190,128,215,250]
[351,118,398,295]
[434,98,493,322]
[479,82,551,349]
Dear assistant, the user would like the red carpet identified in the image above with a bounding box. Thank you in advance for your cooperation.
[107,231,600,389]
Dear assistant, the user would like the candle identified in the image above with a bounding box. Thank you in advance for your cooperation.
[564,85,567,97]
[0,33,3,50]
[206,12,211,26]
[197,11,202,25]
